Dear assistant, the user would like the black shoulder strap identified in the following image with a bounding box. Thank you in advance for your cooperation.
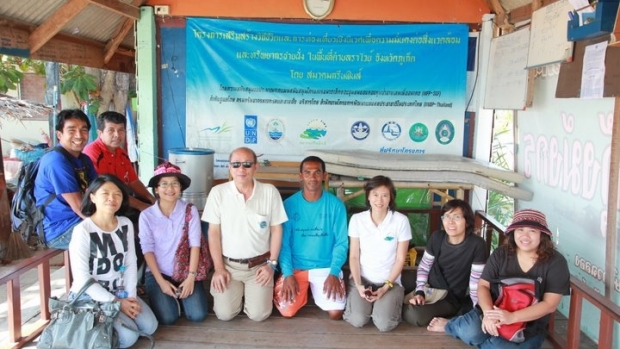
[53,146,93,189]
[96,151,105,167]
[53,146,92,170]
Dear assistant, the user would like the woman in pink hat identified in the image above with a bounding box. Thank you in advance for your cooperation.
[138,162,209,325]
[427,209,570,349]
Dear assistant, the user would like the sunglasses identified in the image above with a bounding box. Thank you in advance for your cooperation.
[230,161,255,169]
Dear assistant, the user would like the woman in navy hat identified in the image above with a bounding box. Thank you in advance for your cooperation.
[139,162,209,325]
[427,209,570,349]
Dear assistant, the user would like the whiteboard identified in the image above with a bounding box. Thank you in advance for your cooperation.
[484,28,530,110]
[527,0,574,68]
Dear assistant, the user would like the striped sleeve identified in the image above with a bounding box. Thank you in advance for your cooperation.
[469,263,485,305]
[415,250,435,294]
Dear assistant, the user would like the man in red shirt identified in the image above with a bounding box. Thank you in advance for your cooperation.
[83,111,155,211]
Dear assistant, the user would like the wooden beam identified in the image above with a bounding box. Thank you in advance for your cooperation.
[524,0,543,108]
[87,0,140,20]
[509,0,559,23]
[1,17,134,73]
[488,0,514,32]
[29,0,89,54]
[610,6,620,46]
[146,0,491,24]
[104,19,133,64]
[103,0,145,64]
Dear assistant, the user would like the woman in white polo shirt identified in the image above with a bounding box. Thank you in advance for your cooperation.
[344,175,412,332]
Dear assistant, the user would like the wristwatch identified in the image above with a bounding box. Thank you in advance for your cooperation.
[266,259,278,269]
[188,271,198,276]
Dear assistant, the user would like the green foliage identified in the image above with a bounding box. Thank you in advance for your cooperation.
[487,111,515,226]
[407,213,430,247]
[60,65,99,113]
[60,65,98,102]
[0,55,45,93]
[19,58,45,75]
[0,55,25,93]
[0,55,101,114]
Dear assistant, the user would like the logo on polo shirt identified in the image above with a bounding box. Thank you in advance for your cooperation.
[259,221,267,229]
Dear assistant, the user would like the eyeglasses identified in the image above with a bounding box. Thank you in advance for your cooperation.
[441,214,463,221]
[159,182,181,188]
[230,161,255,169]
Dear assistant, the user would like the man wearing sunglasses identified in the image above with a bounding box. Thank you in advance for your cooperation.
[203,147,287,322]
[274,156,348,320]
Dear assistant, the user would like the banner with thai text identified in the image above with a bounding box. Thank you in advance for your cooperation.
[518,65,619,341]
[186,19,468,177]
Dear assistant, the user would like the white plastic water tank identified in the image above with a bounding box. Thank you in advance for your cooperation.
[168,148,214,208]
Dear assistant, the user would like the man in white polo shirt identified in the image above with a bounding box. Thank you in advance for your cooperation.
[203,147,287,321]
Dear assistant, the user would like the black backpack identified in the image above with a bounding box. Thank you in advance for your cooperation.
[10,147,91,247]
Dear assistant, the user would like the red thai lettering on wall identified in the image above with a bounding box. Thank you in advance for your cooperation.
[522,111,614,203]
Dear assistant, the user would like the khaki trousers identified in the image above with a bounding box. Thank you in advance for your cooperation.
[211,260,274,321]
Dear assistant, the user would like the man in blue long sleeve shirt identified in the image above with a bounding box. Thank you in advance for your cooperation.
[274,156,348,319]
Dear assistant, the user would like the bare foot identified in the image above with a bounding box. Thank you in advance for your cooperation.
[427,317,448,332]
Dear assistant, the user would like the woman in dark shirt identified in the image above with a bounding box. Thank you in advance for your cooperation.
[427,209,570,349]
[403,199,488,326]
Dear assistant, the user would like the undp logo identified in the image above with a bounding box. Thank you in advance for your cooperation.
[381,121,401,141]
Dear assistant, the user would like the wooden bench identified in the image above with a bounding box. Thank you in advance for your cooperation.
[0,248,70,349]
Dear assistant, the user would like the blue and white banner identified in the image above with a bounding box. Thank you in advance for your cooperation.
[186,19,468,177]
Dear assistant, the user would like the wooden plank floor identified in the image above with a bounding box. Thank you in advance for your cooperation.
[0,264,596,349]
[132,306,563,349]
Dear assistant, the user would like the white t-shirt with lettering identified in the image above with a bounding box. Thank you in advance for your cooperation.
[69,216,137,302]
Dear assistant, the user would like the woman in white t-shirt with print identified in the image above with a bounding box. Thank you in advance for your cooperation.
[69,174,158,348]
[344,175,412,332]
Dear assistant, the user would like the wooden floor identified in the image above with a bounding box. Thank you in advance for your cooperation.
[0,263,596,349]
[131,306,563,349]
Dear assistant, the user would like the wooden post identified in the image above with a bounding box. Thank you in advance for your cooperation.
[604,97,620,298]
[0,140,12,243]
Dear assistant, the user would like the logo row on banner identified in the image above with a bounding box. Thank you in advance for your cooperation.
[195,116,457,153]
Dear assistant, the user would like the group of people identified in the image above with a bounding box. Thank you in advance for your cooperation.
[33,108,570,349]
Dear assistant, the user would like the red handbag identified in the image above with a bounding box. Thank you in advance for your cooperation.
[171,203,212,282]
[493,278,538,343]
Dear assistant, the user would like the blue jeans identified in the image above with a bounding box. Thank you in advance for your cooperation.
[68,292,158,348]
[445,309,545,349]
[46,222,79,249]
[145,272,209,325]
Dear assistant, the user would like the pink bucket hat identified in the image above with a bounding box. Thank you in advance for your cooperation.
[505,209,552,236]
[147,161,191,190]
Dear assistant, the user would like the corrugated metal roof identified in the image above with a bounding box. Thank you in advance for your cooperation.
[63,5,128,42]
[0,0,66,25]
[0,0,136,51]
